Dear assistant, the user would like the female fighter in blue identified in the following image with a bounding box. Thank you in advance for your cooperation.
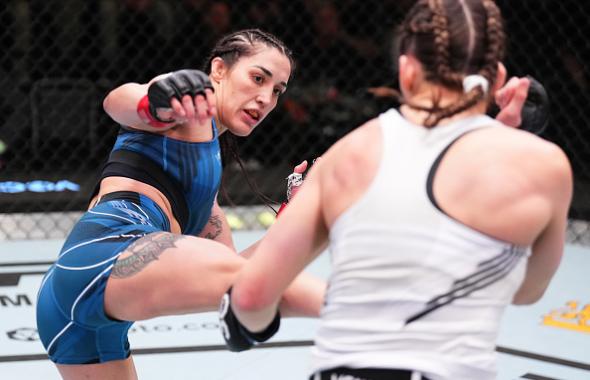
[36,29,325,379]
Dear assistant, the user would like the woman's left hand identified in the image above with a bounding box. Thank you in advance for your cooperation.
[286,160,308,201]
[287,157,323,200]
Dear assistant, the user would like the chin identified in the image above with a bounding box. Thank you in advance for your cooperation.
[231,121,259,137]
[230,126,255,137]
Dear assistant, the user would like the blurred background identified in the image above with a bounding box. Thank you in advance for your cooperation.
[0,0,588,242]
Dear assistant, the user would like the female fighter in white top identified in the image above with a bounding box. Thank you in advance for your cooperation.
[219,1,573,379]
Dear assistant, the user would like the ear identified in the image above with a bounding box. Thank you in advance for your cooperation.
[210,57,227,83]
[491,62,507,94]
[399,54,419,97]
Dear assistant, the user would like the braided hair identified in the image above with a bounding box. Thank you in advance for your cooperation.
[203,28,295,76]
[396,0,505,127]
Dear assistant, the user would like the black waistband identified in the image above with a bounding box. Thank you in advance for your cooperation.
[97,191,141,205]
[98,149,189,232]
[312,367,429,380]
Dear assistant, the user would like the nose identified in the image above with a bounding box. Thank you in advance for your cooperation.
[256,89,273,107]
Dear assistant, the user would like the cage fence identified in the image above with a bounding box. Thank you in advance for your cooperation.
[0,0,589,243]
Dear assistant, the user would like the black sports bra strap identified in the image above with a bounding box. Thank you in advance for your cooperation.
[426,130,482,215]
[100,149,189,232]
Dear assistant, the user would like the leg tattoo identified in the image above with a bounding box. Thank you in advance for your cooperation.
[111,232,182,278]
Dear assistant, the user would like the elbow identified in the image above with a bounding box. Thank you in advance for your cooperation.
[102,91,114,115]
[512,296,539,306]
[512,287,546,305]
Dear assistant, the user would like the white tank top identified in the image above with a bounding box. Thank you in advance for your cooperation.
[311,109,529,380]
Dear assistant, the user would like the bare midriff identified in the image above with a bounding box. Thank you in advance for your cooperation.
[89,177,182,234]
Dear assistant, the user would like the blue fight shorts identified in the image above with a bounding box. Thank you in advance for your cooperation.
[36,191,170,364]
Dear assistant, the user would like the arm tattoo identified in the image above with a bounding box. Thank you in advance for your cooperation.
[204,215,223,240]
[111,232,182,278]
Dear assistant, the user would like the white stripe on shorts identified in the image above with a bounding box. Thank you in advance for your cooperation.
[88,209,137,225]
[56,252,123,271]
[58,233,144,259]
[46,321,73,354]
[70,264,114,320]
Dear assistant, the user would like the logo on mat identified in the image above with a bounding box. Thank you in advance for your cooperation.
[0,294,33,307]
[543,300,590,333]
[6,327,39,342]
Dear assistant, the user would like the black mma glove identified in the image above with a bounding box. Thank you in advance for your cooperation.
[147,69,213,123]
[520,76,549,135]
[218,287,281,352]
[487,76,550,136]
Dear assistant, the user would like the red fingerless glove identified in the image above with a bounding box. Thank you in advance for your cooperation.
[137,95,174,128]
[276,202,288,217]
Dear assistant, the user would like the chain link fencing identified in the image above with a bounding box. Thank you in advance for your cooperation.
[0,0,589,242]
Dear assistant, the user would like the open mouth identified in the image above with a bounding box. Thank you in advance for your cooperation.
[244,109,261,122]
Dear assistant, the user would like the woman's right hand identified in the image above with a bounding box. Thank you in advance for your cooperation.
[148,70,217,126]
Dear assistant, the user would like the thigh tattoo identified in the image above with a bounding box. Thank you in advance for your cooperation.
[111,232,182,278]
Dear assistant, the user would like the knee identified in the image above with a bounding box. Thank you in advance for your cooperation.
[209,253,245,293]
[220,250,245,275]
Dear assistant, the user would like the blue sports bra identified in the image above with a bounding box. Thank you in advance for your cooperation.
[99,121,223,235]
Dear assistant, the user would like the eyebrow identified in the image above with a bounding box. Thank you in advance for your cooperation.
[253,65,288,89]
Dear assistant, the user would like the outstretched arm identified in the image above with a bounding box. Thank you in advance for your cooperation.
[103,81,155,129]
[214,161,327,352]
[229,163,328,331]
[103,70,216,132]
[217,162,328,352]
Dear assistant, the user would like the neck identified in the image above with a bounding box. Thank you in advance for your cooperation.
[167,119,215,142]
[215,116,229,135]
[212,81,229,136]
[402,84,488,126]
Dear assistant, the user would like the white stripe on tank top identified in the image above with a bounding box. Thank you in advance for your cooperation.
[310,109,530,380]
